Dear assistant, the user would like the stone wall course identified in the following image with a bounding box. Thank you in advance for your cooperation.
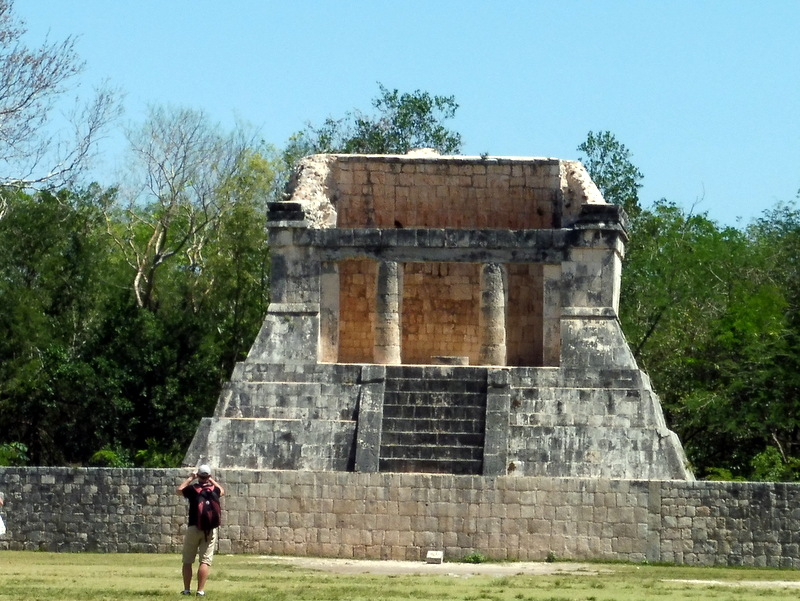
[1,468,797,567]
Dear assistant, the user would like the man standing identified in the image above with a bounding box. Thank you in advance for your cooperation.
[0,491,5,536]
[177,465,224,596]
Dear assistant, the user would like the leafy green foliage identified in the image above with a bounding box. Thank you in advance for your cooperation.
[750,447,800,482]
[619,197,800,479]
[703,467,746,482]
[134,438,184,468]
[116,106,271,312]
[0,115,273,466]
[294,83,462,156]
[462,552,489,564]
[578,130,644,218]
[88,447,131,468]
[0,186,121,464]
[0,442,28,466]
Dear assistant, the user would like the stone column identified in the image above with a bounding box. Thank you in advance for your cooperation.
[374,260,402,364]
[479,262,507,366]
[542,264,562,366]
[483,368,510,476]
[354,364,386,472]
[319,261,340,363]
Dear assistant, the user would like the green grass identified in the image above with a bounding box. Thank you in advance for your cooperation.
[0,552,799,601]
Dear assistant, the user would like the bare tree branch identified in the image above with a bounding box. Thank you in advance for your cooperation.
[0,0,121,212]
[112,105,257,310]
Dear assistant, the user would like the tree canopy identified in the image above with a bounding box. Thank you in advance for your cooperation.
[292,83,462,156]
[577,130,644,219]
[0,0,118,198]
[0,7,797,481]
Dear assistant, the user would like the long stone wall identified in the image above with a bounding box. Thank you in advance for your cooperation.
[0,467,797,568]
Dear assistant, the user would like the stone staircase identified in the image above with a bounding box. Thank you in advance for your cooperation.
[186,361,692,480]
[379,366,487,474]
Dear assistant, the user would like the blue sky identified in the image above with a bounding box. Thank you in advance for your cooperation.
[17,1,800,226]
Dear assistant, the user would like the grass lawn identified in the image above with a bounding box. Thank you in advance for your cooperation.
[1,551,799,601]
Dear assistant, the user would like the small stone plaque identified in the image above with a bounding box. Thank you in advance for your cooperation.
[426,550,444,564]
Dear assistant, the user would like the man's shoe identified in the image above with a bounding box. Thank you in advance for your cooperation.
[181,591,192,595]
[196,592,205,597]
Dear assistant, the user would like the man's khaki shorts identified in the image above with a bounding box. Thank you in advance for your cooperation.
[182,525,218,565]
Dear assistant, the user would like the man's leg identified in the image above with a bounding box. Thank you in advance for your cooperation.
[196,528,218,594]
[197,562,210,592]
[182,563,193,591]
[182,527,202,592]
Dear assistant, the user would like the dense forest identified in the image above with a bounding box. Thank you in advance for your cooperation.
[0,1,798,480]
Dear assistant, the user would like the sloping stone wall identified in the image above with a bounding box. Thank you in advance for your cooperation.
[0,467,797,568]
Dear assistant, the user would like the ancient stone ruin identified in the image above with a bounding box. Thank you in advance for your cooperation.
[185,150,693,480]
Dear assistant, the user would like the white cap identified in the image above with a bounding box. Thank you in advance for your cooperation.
[197,464,211,476]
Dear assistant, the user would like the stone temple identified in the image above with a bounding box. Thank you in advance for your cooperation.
[185,150,693,480]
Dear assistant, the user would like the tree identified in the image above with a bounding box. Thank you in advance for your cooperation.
[277,83,463,196]
[0,168,273,465]
[108,106,268,311]
[737,203,800,475]
[0,186,124,464]
[615,197,800,480]
[620,201,738,360]
[0,0,119,209]
[299,83,462,155]
[199,150,272,370]
[87,107,276,464]
[0,105,276,466]
[577,131,644,218]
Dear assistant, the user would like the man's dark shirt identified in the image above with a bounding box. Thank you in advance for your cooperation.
[182,482,221,527]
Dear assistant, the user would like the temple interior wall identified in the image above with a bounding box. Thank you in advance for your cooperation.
[507,263,544,366]
[332,159,562,230]
[402,262,481,364]
[338,257,376,363]
[335,258,547,366]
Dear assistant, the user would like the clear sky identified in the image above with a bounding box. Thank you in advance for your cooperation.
[16,1,800,227]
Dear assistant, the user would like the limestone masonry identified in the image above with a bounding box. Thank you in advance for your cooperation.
[2,154,796,568]
[185,151,692,480]
[1,468,798,568]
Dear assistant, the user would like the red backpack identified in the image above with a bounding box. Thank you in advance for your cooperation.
[193,482,221,539]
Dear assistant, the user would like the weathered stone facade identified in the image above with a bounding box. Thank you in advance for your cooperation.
[185,151,692,480]
[1,468,798,568]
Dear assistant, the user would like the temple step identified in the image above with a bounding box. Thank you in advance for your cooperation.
[379,457,483,475]
[379,368,487,475]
